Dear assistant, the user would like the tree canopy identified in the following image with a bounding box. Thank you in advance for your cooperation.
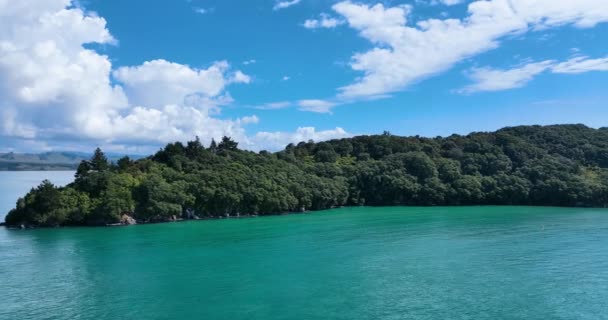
[6,125,608,227]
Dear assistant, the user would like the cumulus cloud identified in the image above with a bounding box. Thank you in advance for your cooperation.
[0,0,350,152]
[331,0,608,99]
[0,0,128,140]
[273,0,301,11]
[108,105,253,146]
[303,14,345,29]
[249,127,351,151]
[232,70,252,84]
[460,60,554,93]
[113,60,249,109]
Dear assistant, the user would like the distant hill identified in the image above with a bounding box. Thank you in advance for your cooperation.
[0,151,143,171]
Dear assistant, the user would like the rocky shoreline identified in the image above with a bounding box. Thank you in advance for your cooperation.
[3,209,315,230]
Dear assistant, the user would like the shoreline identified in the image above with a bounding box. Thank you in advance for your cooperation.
[4,204,608,230]
[3,210,315,230]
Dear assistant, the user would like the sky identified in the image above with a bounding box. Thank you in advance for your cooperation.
[1,0,607,154]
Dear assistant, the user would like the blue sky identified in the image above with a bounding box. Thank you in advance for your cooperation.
[1,0,607,153]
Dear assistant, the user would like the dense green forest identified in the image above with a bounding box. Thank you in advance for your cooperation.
[5,124,608,227]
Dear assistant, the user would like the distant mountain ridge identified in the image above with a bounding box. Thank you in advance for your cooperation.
[0,151,143,171]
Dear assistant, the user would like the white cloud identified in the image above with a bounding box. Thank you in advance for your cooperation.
[460,60,554,93]
[417,0,463,6]
[108,105,255,147]
[243,59,256,65]
[0,0,349,152]
[257,98,342,113]
[255,101,291,110]
[552,56,608,74]
[460,55,608,93]
[0,0,127,140]
[298,99,336,113]
[282,75,290,81]
[303,14,345,29]
[193,7,212,14]
[113,60,249,109]
[331,0,608,99]
[440,0,462,5]
[273,0,301,11]
[249,127,351,151]
[232,70,252,84]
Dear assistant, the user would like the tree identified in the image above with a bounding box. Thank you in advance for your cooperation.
[93,174,138,224]
[134,174,187,221]
[75,160,91,179]
[116,156,133,171]
[402,152,437,180]
[453,176,484,204]
[209,138,218,153]
[315,150,338,163]
[6,180,64,226]
[186,136,205,158]
[91,148,109,171]
[218,136,238,151]
[437,158,462,182]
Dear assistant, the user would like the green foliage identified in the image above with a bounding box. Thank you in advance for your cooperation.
[91,147,109,171]
[134,173,190,221]
[6,124,608,227]
[218,136,238,152]
[5,180,92,226]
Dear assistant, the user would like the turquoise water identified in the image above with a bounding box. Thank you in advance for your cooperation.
[0,171,75,220]
[1,206,608,319]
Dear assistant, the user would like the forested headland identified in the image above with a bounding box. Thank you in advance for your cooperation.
[5,124,608,227]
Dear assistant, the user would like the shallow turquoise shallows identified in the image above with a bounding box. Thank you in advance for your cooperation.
[2,206,608,320]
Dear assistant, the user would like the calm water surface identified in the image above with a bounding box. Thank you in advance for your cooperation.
[1,206,608,319]
[0,171,75,220]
